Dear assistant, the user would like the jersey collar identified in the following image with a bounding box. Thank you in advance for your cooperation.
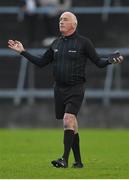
[61,31,77,39]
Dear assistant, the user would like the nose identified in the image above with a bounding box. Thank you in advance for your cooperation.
[60,22,63,27]
[60,19,64,25]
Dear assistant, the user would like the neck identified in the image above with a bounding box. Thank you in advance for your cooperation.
[62,29,76,37]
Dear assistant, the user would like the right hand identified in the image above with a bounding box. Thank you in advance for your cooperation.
[108,51,124,64]
[8,40,25,53]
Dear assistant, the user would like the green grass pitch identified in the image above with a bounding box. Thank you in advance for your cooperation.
[0,128,129,179]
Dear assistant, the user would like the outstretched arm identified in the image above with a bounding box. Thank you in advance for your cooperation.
[8,40,53,67]
[84,38,123,68]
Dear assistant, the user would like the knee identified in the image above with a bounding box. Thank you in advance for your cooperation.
[63,113,75,130]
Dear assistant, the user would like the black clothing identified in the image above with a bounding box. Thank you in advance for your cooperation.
[21,32,110,118]
[21,32,110,86]
[62,129,74,164]
[51,157,68,168]
[72,133,82,163]
[54,83,84,119]
[72,162,84,168]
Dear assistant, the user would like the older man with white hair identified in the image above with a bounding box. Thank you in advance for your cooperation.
[8,11,123,168]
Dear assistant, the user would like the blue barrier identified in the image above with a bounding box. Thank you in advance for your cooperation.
[0,6,129,14]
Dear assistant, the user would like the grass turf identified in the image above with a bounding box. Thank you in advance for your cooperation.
[0,128,129,179]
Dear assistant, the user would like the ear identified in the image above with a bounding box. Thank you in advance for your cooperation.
[72,22,76,29]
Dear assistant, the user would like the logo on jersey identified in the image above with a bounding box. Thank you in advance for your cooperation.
[54,49,58,52]
[68,50,77,53]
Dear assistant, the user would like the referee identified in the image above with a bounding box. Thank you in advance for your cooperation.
[8,12,123,168]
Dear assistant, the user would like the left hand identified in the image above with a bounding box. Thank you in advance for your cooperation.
[8,40,25,53]
[108,51,124,64]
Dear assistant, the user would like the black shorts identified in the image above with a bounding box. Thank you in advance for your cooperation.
[54,83,85,119]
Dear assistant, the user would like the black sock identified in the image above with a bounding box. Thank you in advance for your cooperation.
[62,129,74,164]
[72,133,82,163]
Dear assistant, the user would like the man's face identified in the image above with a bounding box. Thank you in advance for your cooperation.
[59,13,75,35]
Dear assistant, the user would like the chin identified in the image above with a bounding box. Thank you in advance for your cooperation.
[60,29,64,33]
[60,28,65,33]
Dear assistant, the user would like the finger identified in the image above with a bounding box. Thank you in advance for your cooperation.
[8,40,15,45]
[8,45,14,49]
[119,56,123,61]
[14,43,17,47]
[113,58,117,63]
[117,57,120,61]
[8,40,14,43]
[15,40,21,45]
[116,58,122,64]
[15,40,20,43]
[8,42,16,47]
[117,59,121,63]
[117,56,123,60]
[8,42,18,48]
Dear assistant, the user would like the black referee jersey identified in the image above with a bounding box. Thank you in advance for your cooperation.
[21,31,110,85]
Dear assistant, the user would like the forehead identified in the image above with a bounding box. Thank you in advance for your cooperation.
[60,13,72,20]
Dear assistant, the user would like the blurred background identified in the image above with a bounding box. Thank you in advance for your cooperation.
[0,0,129,128]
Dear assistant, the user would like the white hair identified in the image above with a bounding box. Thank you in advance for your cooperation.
[61,11,78,28]
[72,13,78,27]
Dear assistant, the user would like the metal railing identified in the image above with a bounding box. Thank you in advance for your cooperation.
[0,6,129,14]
